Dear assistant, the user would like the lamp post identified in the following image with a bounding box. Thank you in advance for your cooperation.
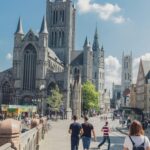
[39,84,45,115]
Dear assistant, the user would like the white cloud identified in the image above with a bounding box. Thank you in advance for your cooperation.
[105,55,121,90]
[6,53,13,60]
[105,53,150,91]
[77,0,126,24]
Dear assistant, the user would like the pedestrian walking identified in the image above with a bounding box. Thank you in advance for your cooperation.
[123,120,150,150]
[69,115,83,150]
[81,116,96,150]
[97,121,110,150]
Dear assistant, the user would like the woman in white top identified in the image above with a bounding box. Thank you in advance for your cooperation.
[123,120,150,150]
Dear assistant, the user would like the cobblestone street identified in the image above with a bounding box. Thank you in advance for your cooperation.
[40,116,125,150]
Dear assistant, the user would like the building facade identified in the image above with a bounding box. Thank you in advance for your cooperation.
[136,60,150,115]
[0,0,105,118]
[129,84,136,108]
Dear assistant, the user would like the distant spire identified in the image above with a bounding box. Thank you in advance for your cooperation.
[101,45,104,51]
[92,26,100,51]
[83,36,88,47]
[39,16,48,34]
[15,17,24,34]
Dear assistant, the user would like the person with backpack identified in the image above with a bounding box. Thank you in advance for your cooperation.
[123,120,150,150]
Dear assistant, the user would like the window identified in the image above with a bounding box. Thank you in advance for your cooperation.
[2,82,12,104]
[23,44,37,91]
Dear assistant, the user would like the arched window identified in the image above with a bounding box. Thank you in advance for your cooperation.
[62,31,65,46]
[59,31,62,47]
[56,11,58,24]
[54,32,57,47]
[51,31,54,47]
[2,82,12,104]
[53,11,56,24]
[23,44,37,91]
[125,73,126,80]
[62,10,65,22]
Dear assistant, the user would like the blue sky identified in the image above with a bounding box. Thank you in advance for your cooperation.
[1,0,150,88]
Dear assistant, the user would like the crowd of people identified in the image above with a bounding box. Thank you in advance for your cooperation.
[68,114,150,150]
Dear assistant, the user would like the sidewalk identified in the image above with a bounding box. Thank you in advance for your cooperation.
[39,116,124,150]
[39,117,103,150]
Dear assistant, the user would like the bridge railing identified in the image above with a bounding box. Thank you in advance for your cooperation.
[0,117,48,150]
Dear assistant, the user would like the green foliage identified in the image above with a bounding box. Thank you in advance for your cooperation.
[47,86,63,111]
[82,81,99,111]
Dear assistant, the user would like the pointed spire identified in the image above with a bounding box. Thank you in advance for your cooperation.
[39,16,48,34]
[94,25,98,39]
[83,36,88,47]
[101,45,104,51]
[92,26,100,51]
[15,17,24,34]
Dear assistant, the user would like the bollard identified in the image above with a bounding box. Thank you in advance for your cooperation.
[0,119,21,150]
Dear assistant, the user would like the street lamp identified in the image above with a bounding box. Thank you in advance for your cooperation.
[39,84,45,115]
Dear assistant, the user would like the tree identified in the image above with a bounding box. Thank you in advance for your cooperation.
[47,86,63,112]
[82,81,99,112]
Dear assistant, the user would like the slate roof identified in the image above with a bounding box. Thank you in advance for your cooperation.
[48,48,62,64]
[71,50,83,66]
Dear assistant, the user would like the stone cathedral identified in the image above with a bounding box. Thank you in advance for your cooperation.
[0,0,105,118]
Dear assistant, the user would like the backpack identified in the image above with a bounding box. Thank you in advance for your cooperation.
[129,136,145,150]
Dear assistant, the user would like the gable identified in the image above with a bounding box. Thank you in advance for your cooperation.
[136,60,145,86]
[23,30,38,42]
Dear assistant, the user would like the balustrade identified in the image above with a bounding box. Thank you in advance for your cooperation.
[0,117,48,150]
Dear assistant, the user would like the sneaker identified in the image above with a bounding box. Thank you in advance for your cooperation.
[97,145,100,149]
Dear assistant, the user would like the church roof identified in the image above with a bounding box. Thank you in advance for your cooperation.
[48,48,62,64]
[71,51,83,66]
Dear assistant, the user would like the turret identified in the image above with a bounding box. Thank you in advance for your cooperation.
[83,37,93,82]
[39,16,48,47]
[83,36,88,48]
[14,18,24,47]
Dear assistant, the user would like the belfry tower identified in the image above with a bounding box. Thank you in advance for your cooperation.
[46,0,76,63]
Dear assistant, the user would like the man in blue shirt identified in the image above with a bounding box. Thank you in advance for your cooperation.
[69,115,83,150]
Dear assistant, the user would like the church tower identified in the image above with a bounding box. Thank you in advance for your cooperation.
[92,27,105,93]
[46,0,76,63]
[83,37,93,82]
[121,52,132,106]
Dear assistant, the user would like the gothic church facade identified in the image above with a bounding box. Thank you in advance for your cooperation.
[0,0,105,117]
